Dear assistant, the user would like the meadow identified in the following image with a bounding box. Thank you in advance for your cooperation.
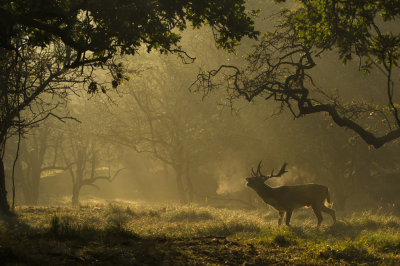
[1,200,400,265]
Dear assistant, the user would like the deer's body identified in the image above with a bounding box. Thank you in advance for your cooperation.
[246,163,336,227]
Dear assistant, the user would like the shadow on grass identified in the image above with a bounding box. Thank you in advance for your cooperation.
[0,225,259,266]
[0,212,36,265]
[0,215,192,265]
[0,211,31,231]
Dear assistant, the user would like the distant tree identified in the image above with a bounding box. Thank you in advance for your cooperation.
[103,58,218,204]
[60,120,123,206]
[55,96,124,206]
[14,122,66,206]
[194,1,400,148]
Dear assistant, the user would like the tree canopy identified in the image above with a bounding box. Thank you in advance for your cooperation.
[0,0,259,69]
[195,0,400,148]
[276,0,400,70]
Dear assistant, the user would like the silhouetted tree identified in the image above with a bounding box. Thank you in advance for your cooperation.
[0,45,79,214]
[194,2,400,148]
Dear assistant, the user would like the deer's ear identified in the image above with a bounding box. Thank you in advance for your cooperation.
[261,175,269,182]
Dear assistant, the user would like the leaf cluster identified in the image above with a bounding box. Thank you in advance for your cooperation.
[279,0,400,68]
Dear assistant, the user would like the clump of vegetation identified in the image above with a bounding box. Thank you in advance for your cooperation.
[273,232,297,247]
[147,209,161,218]
[48,213,97,240]
[169,206,213,222]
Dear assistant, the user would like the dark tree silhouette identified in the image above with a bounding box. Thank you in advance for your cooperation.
[194,3,400,148]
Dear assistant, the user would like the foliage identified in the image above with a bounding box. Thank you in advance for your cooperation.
[276,0,400,66]
[194,1,400,148]
[0,0,259,68]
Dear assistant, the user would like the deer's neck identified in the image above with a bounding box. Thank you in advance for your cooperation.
[253,183,278,205]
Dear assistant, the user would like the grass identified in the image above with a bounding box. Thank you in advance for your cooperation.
[1,203,400,265]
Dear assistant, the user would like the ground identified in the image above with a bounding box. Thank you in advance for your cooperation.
[1,200,399,265]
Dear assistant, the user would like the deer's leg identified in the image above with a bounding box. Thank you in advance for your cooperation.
[278,211,285,226]
[285,210,293,226]
[321,205,336,222]
[312,206,323,227]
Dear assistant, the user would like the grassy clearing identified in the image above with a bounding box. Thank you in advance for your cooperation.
[0,203,399,265]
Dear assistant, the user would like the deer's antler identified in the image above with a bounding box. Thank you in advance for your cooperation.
[269,162,288,179]
[251,166,257,177]
[251,161,264,179]
[251,162,288,182]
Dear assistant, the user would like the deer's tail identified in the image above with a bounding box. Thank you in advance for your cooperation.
[326,188,331,204]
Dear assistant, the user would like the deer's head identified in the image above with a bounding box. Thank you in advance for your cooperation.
[245,162,288,188]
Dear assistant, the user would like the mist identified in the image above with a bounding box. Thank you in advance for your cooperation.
[2,0,399,216]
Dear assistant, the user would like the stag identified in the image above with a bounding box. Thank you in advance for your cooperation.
[245,162,336,227]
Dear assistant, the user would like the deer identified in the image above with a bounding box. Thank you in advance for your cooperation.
[245,162,336,227]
